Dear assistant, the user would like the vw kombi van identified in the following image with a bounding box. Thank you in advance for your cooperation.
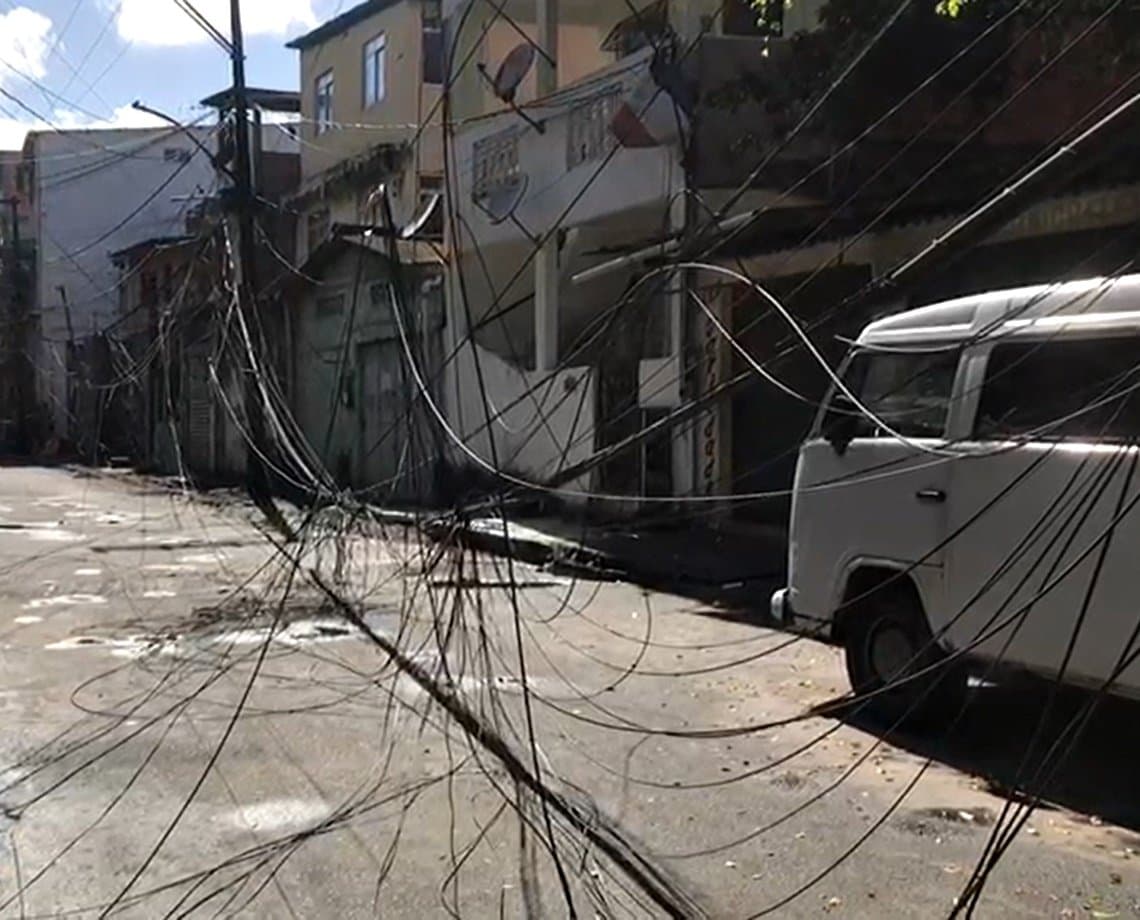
[771,275,1140,720]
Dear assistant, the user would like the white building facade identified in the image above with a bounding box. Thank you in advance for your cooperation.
[22,126,216,442]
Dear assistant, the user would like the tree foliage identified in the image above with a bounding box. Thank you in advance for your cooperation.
[746,0,1140,141]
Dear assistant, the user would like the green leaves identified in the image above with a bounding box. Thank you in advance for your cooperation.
[935,0,970,16]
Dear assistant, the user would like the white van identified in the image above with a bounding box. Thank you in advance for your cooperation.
[771,275,1140,721]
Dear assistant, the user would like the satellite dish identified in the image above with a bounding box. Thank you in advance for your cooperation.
[473,174,528,225]
[493,43,536,103]
[401,193,442,239]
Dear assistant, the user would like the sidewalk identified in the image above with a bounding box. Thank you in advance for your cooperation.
[73,465,787,613]
[450,512,788,611]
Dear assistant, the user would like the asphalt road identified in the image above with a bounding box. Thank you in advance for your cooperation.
[1,466,1138,919]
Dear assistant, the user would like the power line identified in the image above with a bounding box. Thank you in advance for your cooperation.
[171,0,234,55]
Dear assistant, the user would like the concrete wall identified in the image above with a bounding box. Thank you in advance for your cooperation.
[444,1,650,122]
[292,247,388,481]
[296,0,442,180]
[29,127,216,439]
[453,53,678,249]
[0,150,32,238]
[289,243,445,497]
[446,340,596,500]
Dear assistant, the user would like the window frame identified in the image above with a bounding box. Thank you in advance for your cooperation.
[315,69,335,135]
[815,344,964,442]
[422,2,443,85]
[971,333,1140,445]
[316,292,346,319]
[363,32,387,107]
[307,208,331,252]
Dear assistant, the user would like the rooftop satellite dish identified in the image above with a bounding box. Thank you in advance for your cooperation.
[493,43,536,103]
[401,192,442,240]
[473,174,529,226]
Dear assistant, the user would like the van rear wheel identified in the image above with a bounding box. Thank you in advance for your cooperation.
[843,584,964,727]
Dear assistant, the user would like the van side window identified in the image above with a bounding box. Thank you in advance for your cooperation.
[975,338,1140,442]
[830,349,959,439]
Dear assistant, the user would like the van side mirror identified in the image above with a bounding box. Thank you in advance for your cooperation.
[822,393,861,456]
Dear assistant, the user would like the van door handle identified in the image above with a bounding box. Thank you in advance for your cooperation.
[916,489,946,504]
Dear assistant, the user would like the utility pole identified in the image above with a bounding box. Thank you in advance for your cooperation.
[1,196,28,452]
[228,0,294,539]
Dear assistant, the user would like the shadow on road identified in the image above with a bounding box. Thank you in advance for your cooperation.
[839,676,1140,835]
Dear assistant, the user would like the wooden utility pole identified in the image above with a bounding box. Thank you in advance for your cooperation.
[2,196,29,451]
[228,0,294,538]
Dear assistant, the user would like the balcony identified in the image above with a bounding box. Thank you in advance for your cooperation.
[454,47,680,248]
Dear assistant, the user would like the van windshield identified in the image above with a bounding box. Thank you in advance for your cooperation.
[823,347,960,440]
[975,337,1140,442]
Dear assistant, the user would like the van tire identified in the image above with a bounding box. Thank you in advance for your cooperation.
[843,583,965,728]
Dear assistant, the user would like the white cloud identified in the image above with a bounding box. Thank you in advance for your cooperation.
[0,5,202,150]
[0,104,167,151]
[0,7,53,87]
[57,104,167,131]
[0,118,32,150]
[114,0,318,47]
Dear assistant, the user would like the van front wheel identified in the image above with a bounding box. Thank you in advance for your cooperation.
[843,586,964,727]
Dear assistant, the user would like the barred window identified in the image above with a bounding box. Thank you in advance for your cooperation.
[567,91,621,170]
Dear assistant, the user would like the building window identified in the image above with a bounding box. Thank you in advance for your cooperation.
[640,286,672,359]
[472,129,520,200]
[316,293,346,318]
[341,368,355,409]
[826,348,960,440]
[976,338,1140,443]
[364,34,387,107]
[567,90,621,169]
[315,69,335,134]
[307,209,330,251]
[140,271,157,308]
[422,2,444,85]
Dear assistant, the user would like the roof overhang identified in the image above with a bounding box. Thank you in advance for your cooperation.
[199,87,301,113]
[286,0,404,50]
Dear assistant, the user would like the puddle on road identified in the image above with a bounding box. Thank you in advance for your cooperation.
[394,669,552,699]
[142,590,177,599]
[219,798,331,835]
[205,618,362,649]
[61,510,140,526]
[24,594,107,610]
[46,636,133,651]
[0,522,83,542]
[42,612,397,659]
[33,498,95,510]
[179,553,227,565]
[897,807,996,837]
[14,615,43,625]
[74,568,102,577]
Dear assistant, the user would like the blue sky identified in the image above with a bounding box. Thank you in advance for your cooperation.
[0,0,352,148]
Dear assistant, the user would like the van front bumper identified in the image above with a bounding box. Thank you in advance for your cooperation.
[769,588,833,641]
[770,587,793,626]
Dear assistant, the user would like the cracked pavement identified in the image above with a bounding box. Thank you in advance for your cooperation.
[1,467,1139,918]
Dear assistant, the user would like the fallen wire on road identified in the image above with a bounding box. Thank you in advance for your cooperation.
[306,567,710,920]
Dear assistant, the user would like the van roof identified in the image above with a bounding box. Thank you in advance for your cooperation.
[859,274,1140,345]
